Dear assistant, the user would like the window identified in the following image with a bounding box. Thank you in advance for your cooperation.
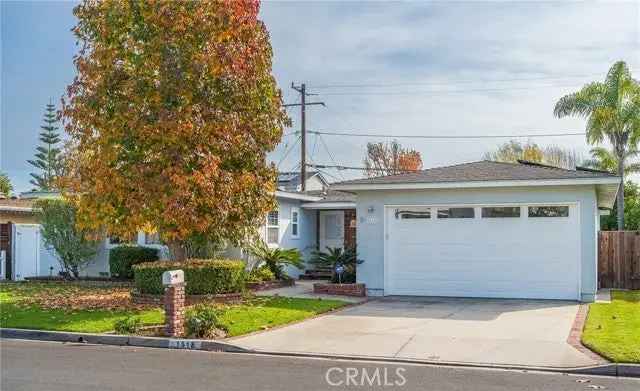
[437,207,474,219]
[266,210,279,244]
[145,231,162,245]
[528,206,569,218]
[395,208,431,219]
[482,207,521,218]
[291,208,300,239]
[324,214,341,240]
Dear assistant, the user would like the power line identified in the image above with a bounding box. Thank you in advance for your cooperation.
[307,74,600,89]
[312,83,584,96]
[309,130,586,139]
[308,163,419,173]
[283,83,325,190]
[317,134,346,180]
[276,135,301,169]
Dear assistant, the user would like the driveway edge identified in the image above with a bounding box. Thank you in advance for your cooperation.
[3,327,638,378]
[567,304,608,364]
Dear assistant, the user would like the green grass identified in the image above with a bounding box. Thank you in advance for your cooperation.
[217,296,348,337]
[0,283,164,333]
[0,283,348,336]
[582,290,640,363]
[0,303,164,333]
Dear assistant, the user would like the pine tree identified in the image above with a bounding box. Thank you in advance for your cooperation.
[0,172,12,197]
[28,101,62,191]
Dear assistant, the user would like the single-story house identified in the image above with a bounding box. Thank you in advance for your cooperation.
[2,162,620,303]
[332,160,620,302]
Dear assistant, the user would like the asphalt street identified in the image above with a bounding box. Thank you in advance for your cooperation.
[1,339,639,391]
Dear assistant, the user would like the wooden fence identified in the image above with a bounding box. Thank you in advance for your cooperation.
[598,231,640,289]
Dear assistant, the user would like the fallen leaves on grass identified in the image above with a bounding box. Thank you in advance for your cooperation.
[6,284,155,311]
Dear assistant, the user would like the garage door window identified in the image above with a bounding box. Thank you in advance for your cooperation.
[395,209,431,219]
[437,207,474,219]
[528,206,569,218]
[482,207,521,218]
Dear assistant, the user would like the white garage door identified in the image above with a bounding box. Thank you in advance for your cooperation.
[385,204,580,300]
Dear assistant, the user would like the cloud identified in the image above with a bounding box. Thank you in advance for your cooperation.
[260,1,640,180]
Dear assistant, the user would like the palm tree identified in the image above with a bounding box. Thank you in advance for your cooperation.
[310,247,363,283]
[554,61,640,228]
[248,240,304,280]
[0,172,12,197]
[583,146,640,176]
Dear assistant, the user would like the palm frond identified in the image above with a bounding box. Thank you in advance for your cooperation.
[553,82,606,118]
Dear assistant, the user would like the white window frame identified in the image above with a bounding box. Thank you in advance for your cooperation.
[266,210,280,246]
[291,207,300,239]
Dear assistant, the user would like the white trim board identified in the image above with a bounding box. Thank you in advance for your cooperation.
[333,177,620,191]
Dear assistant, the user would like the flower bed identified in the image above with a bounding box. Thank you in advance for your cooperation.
[313,283,366,297]
[131,290,243,306]
[246,279,294,291]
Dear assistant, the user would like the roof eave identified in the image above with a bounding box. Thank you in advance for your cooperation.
[332,177,622,191]
[275,190,323,202]
[301,201,356,210]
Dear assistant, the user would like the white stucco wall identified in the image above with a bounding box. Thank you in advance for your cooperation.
[354,185,599,302]
[264,197,317,278]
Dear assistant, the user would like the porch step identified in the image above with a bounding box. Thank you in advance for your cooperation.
[299,268,333,280]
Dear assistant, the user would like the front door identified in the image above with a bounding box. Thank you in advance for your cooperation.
[319,211,344,251]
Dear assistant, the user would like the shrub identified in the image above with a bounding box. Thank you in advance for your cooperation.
[109,246,159,279]
[247,266,276,283]
[186,304,227,339]
[310,247,363,284]
[248,240,303,280]
[114,316,142,334]
[133,259,245,295]
[35,199,99,278]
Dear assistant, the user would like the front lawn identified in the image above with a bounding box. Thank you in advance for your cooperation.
[582,290,640,363]
[0,283,349,337]
[218,296,348,337]
[0,283,163,333]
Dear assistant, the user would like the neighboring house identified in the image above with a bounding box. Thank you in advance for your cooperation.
[277,171,329,192]
[332,160,620,302]
[0,195,169,280]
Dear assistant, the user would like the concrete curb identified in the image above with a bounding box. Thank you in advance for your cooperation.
[2,328,638,378]
[0,328,248,353]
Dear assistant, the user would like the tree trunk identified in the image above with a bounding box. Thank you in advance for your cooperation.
[617,155,625,230]
[167,241,187,262]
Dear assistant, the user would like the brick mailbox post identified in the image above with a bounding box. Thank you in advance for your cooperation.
[162,270,186,337]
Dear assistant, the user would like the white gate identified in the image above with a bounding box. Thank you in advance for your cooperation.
[13,225,40,280]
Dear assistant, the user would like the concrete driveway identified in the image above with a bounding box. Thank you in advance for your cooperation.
[230,297,599,368]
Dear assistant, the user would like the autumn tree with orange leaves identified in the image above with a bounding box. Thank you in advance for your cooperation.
[363,140,423,177]
[63,0,289,260]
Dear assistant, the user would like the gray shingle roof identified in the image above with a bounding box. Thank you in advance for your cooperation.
[304,189,356,202]
[333,160,617,186]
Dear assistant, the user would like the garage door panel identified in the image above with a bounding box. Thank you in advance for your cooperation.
[385,205,580,300]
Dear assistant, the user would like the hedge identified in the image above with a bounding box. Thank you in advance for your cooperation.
[109,246,159,279]
[133,259,245,295]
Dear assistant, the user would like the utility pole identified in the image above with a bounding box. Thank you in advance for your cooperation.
[284,83,324,191]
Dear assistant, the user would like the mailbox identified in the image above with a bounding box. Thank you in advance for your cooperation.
[162,269,184,286]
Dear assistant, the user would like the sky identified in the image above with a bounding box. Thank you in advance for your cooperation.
[1,1,639,193]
